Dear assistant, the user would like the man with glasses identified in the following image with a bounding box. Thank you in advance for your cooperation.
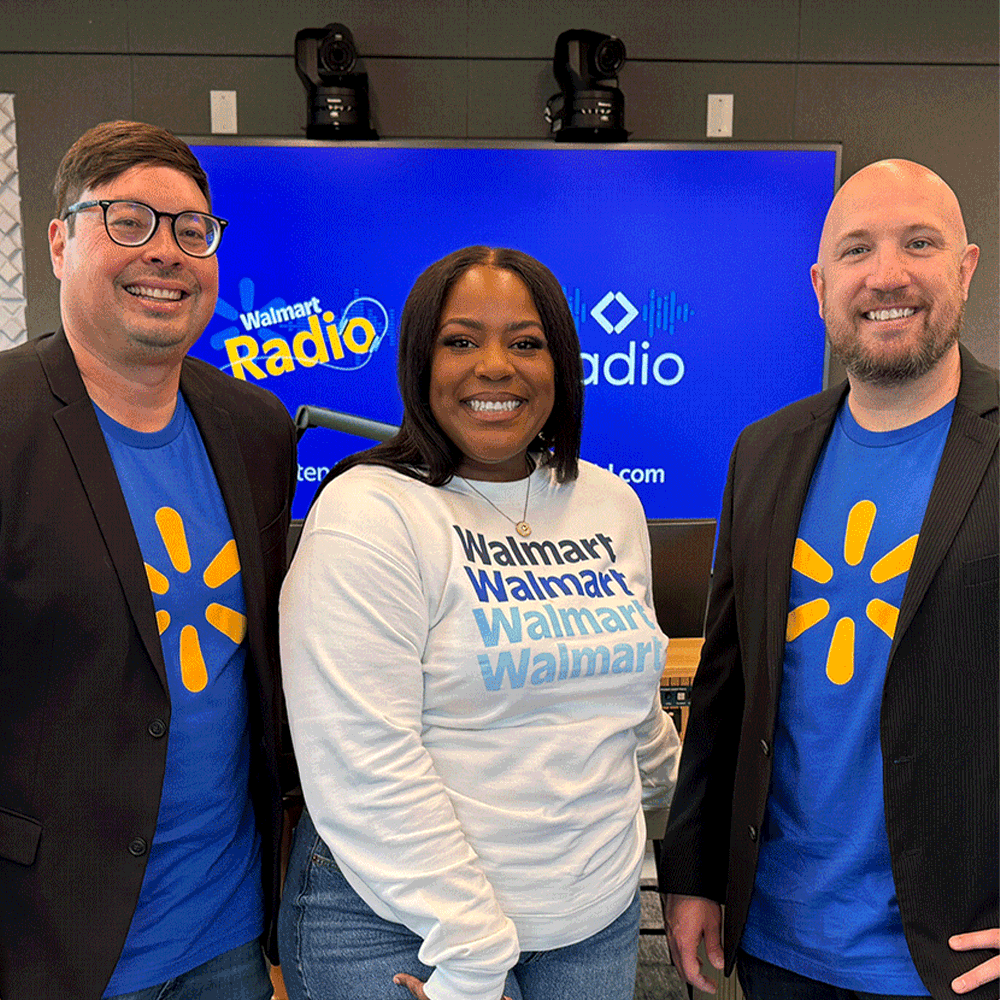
[0,121,296,1000]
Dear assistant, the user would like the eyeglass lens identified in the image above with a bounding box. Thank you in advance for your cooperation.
[105,201,221,256]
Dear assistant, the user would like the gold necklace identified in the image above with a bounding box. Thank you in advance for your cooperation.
[460,474,533,537]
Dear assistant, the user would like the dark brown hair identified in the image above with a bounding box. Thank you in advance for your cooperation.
[53,120,211,222]
[330,246,583,486]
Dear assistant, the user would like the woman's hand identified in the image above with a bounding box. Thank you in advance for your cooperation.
[392,973,513,1000]
[393,973,430,999]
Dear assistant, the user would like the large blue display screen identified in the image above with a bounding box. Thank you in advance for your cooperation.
[188,142,839,520]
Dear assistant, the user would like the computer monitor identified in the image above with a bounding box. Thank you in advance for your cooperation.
[647,518,716,638]
[187,140,840,522]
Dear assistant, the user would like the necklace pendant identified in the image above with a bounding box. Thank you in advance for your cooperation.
[516,521,531,537]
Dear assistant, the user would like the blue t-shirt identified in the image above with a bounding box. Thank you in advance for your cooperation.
[741,398,954,994]
[95,396,263,995]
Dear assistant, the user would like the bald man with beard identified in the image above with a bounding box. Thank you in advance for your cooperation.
[657,160,998,1000]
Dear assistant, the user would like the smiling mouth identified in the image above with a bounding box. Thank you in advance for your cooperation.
[863,307,917,321]
[465,399,523,413]
[124,285,186,301]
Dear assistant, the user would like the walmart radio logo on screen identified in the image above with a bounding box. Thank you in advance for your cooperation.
[211,278,390,382]
[567,285,694,388]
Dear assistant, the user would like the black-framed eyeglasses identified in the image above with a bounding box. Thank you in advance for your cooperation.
[62,199,229,258]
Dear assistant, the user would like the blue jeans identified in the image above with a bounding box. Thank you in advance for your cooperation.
[737,949,930,1000]
[103,940,272,1000]
[279,809,641,1000]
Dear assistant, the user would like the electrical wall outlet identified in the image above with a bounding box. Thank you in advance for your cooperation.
[210,90,238,134]
[707,94,733,138]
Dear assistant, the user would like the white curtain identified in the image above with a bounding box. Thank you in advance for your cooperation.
[0,94,26,351]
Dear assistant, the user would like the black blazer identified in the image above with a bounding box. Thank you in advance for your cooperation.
[0,330,296,1000]
[659,346,998,1000]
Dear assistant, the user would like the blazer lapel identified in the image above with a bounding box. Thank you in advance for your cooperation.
[891,348,999,653]
[764,385,846,688]
[39,331,169,692]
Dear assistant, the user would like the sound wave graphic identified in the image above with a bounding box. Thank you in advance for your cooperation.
[562,286,693,336]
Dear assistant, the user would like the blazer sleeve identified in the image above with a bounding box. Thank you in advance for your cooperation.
[657,434,746,902]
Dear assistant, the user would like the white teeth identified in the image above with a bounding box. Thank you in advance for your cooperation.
[126,285,183,300]
[865,307,915,321]
[467,399,522,412]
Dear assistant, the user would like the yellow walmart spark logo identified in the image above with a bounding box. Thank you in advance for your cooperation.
[786,500,917,686]
[143,507,247,693]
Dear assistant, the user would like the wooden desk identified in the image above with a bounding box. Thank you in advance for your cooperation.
[661,636,703,681]
[660,637,703,740]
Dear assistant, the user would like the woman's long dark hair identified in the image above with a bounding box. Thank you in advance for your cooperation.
[327,246,583,486]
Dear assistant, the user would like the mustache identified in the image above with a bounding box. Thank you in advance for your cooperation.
[856,294,924,311]
[120,267,198,293]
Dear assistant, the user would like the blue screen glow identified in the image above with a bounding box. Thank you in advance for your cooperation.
[188,142,839,520]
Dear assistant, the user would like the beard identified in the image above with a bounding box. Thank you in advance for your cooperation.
[826,297,965,387]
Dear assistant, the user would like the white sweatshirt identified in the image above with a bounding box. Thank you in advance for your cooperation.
[280,460,680,1000]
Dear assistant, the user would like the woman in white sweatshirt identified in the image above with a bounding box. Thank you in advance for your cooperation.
[278,246,680,1000]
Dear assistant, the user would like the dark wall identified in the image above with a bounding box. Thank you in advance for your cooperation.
[3,0,997,381]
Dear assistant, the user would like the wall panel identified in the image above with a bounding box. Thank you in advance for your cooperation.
[2,1,129,53]
[0,0,995,366]
[468,0,800,60]
[124,0,469,56]
[0,53,133,335]
[365,60,470,137]
[466,61,799,141]
[132,55,300,136]
[620,62,798,141]
[796,63,998,370]
[801,0,998,64]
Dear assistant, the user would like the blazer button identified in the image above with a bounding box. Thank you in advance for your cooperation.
[148,719,167,738]
[748,825,758,842]
[128,837,148,857]
[759,739,771,756]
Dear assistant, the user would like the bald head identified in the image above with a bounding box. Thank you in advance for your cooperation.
[816,159,971,272]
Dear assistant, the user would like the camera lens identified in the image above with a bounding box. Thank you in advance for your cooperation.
[593,37,626,77]
[318,33,356,74]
